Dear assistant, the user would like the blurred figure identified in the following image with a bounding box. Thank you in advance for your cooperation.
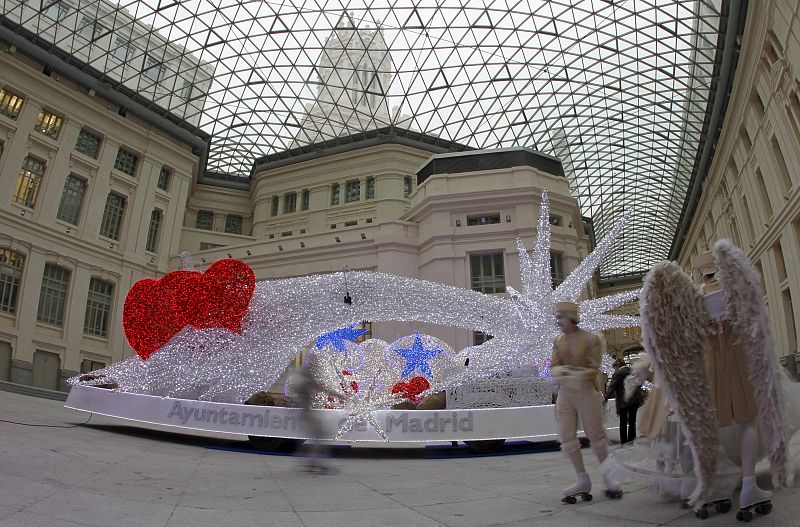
[292,356,340,473]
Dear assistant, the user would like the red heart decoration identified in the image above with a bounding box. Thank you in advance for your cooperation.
[391,376,430,402]
[122,278,184,360]
[122,259,256,360]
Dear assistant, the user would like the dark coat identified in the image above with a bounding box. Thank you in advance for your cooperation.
[605,366,643,412]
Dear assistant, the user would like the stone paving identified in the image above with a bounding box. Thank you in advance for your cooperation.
[1,390,799,527]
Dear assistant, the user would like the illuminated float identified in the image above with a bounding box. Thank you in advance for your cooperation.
[66,192,638,448]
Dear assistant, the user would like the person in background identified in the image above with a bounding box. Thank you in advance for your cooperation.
[605,358,643,444]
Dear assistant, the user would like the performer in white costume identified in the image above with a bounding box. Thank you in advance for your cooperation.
[636,239,793,521]
[551,301,623,503]
[693,250,773,518]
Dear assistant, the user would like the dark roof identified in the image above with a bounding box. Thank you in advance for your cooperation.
[252,126,473,174]
[416,147,564,184]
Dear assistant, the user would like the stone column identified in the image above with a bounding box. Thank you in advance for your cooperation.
[36,121,81,226]
[0,97,41,210]
[10,245,47,381]
[82,139,117,240]
[63,262,92,373]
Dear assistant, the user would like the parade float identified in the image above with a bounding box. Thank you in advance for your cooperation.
[66,192,639,448]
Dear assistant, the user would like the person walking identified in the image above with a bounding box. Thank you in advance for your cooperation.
[291,355,341,473]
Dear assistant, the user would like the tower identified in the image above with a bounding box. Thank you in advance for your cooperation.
[292,12,394,146]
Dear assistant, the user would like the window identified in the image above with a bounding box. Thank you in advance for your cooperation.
[80,359,105,374]
[771,136,795,193]
[225,214,242,235]
[549,214,563,226]
[473,331,493,346]
[270,196,279,216]
[33,109,63,139]
[37,264,71,327]
[56,174,87,225]
[43,1,70,21]
[75,128,102,158]
[366,177,375,199]
[783,289,797,354]
[345,180,361,202]
[773,242,788,283]
[284,192,297,213]
[144,54,166,82]
[0,88,24,120]
[114,148,138,176]
[470,252,505,294]
[199,242,225,250]
[355,321,372,343]
[112,36,134,62]
[331,183,340,205]
[146,209,162,252]
[179,80,194,100]
[403,176,412,198]
[741,195,755,241]
[0,139,4,159]
[195,210,214,230]
[550,252,565,286]
[467,214,501,226]
[754,169,773,218]
[78,16,105,41]
[84,278,113,337]
[301,189,310,210]
[13,156,45,208]
[0,249,24,315]
[100,193,125,240]
[157,166,171,191]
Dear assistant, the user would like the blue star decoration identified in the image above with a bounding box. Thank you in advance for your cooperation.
[315,324,369,354]
[393,334,445,378]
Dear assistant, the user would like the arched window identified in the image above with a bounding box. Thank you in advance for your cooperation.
[0,248,24,315]
[37,264,71,327]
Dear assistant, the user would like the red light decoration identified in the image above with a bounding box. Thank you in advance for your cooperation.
[123,259,256,360]
[391,376,430,403]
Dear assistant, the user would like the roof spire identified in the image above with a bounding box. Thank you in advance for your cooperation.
[335,11,356,29]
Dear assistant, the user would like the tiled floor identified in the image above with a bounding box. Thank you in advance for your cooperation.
[1,390,798,527]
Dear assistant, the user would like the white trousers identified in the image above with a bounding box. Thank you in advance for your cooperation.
[556,380,608,462]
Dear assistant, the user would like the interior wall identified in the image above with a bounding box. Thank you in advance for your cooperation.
[679,0,800,373]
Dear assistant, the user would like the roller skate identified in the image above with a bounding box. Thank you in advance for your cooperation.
[603,471,623,499]
[736,476,772,522]
[694,497,732,519]
[561,472,592,504]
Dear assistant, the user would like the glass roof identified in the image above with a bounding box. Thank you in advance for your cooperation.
[1,0,725,278]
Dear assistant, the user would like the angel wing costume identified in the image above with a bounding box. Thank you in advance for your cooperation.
[605,240,794,514]
[638,260,719,508]
[712,240,793,488]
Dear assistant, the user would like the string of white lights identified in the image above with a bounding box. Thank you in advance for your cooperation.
[70,192,639,408]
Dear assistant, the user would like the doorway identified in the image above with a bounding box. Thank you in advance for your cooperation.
[32,350,60,390]
[0,341,10,381]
